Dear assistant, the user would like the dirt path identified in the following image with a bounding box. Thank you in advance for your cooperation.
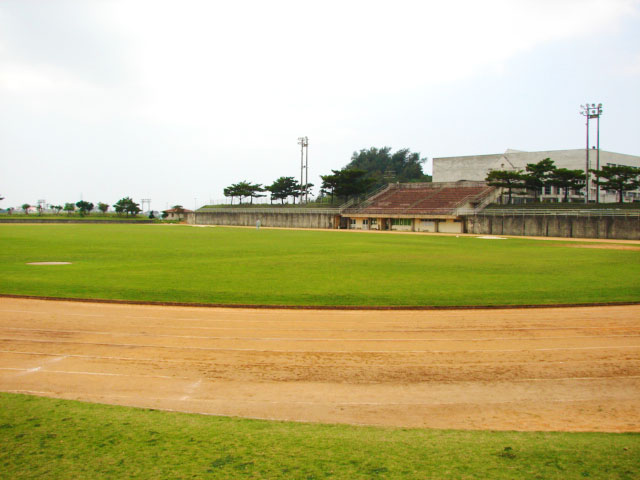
[1,298,639,432]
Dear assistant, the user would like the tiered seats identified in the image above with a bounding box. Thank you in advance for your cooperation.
[406,186,490,212]
[357,183,494,215]
[368,188,437,208]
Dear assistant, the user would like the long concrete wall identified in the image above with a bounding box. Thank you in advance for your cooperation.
[465,214,640,240]
[189,210,339,229]
[188,209,639,239]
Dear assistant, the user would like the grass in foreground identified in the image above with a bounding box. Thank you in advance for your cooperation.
[0,224,638,306]
[1,393,638,479]
[0,214,157,221]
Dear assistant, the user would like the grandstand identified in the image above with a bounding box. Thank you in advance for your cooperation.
[342,181,498,233]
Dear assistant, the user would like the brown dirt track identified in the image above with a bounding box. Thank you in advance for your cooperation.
[1,297,639,432]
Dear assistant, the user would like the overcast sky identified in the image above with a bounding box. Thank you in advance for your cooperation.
[1,0,639,211]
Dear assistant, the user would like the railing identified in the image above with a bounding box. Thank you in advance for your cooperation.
[346,207,463,216]
[338,183,395,212]
[470,188,499,212]
[196,208,341,214]
[337,198,358,210]
[395,180,487,189]
[475,209,640,217]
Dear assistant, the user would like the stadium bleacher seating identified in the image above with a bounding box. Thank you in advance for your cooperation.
[354,182,494,215]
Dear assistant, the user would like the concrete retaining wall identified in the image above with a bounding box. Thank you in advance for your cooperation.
[187,209,639,239]
[465,214,640,240]
[189,210,338,229]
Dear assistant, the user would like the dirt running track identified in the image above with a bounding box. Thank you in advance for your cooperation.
[1,298,639,432]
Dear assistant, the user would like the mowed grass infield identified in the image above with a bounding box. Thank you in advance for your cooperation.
[0,223,638,306]
[1,223,640,479]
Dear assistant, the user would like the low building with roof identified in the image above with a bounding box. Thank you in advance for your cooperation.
[341,181,498,233]
[163,207,193,221]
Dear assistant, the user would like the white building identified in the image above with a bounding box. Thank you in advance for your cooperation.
[433,149,640,203]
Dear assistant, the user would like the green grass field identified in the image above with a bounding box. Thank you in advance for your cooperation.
[2,224,640,478]
[1,393,638,480]
[0,224,638,306]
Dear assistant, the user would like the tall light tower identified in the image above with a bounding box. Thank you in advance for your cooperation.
[580,103,603,203]
[297,136,309,203]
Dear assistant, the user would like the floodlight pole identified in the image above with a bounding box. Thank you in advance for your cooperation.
[579,103,603,204]
[297,136,308,203]
[581,103,591,204]
[596,111,601,203]
[305,138,309,203]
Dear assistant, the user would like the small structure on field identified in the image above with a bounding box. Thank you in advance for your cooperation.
[163,207,193,221]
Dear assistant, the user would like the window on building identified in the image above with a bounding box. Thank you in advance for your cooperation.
[370,219,377,225]
[544,185,551,195]
[391,218,412,226]
[362,219,369,225]
[350,218,356,225]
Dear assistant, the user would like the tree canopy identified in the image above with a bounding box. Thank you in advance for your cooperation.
[524,158,556,201]
[485,170,526,204]
[346,147,430,185]
[321,168,376,202]
[487,158,590,203]
[266,177,299,204]
[548,168,585,202]
[113,197,141,216]
[224,181,265,205]
[75,200,94,216]
[591,165,640,204]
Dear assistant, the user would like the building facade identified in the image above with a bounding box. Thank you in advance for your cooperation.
[433,149,640,203]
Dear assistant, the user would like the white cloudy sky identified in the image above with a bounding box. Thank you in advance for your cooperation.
[1,0,639,210]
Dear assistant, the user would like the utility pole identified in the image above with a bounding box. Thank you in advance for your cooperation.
[297,136,308,203]
[580,103,603,203]
[305,138,309,203]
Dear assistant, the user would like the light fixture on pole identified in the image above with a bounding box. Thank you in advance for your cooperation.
[579,103,603,203]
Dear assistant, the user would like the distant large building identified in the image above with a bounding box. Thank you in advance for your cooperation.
[433,149,640,203]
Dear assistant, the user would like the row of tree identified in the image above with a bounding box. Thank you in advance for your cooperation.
[223,178,315,205]
[486,159,640,204]
[17,197,142,216]
[223,147,430,205]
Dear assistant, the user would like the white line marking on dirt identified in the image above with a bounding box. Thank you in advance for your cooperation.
[2,326,640,343]
[0,350,187,363]
[0,309,107,318]
[8,355,68,376]
[180,379,202,401]
[4,365,637,386]
[0,367,190,380]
